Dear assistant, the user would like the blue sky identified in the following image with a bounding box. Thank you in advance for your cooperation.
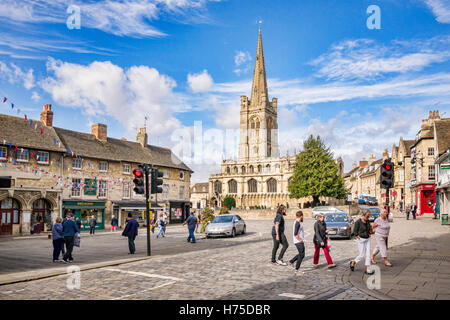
[0,0,449,182]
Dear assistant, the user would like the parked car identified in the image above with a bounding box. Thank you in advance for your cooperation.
[312,206,345,219]
[324,212,355,239]
[205,214,246,238]
[364,207,381,222]
[358,194,371,205]
[366,197,378,206]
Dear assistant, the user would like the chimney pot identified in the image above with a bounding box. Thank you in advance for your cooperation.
[40,104,53,127]
[92,124,107,141]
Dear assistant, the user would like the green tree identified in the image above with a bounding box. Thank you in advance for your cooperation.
[288,135,346,207]
[222,196,236,210]
[200,207,215,233]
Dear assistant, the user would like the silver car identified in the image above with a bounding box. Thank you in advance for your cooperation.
[205,214,246,238]
[312,206,345,219]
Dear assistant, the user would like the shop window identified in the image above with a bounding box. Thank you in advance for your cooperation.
[123,164,131,174]
[16,148,29,162]
[37,151,49,164]
[99,161,108,172]
[0,146,7,160]
[72,158,82,170]
[72,178,81,197]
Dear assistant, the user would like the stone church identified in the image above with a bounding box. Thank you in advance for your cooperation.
[208,28,344,209]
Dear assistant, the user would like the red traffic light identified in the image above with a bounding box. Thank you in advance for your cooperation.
[133,169,143,178]
[385,164,391,170]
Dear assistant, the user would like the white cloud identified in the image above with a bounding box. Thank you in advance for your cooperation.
[0,0,221,37]
[312,36,450,81]
[423,0,450,23]
[0,61,35,89]
[31,91,40,102]
[187,69,214,92]
[40,58,182,138]
[233,50,252,75]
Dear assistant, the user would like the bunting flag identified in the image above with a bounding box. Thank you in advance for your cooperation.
[2,97,6,103]
[11,103,14,109]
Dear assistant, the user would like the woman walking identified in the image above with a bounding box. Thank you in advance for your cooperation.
[313,213,336,268]
[271,205,289,266]
[350,210,374,274]
[156,216,165,238]
[371,209,393,266]
[111,215,118,232]
[51,217,64,262]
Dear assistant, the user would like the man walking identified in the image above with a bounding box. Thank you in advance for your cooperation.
[406,204,411,220]
[89,215,97,235]
[122,213,139,254]
[272,205,289,266]
[183,212,198,243]
[62,214,80,263]
[289,211,306,275]
[412,204,417,220]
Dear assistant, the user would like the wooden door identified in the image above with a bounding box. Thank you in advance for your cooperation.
[0,210,12,235]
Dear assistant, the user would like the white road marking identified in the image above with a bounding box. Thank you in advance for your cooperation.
[279,293,306,299]
[104,268,183,282]
[111,281,177,300]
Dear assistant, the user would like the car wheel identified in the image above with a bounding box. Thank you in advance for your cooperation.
[231,228,236,238]
[242,225,246,234]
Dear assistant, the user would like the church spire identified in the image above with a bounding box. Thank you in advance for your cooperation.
[250,27,269,108]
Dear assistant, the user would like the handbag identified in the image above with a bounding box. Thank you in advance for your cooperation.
[74,233,80,247]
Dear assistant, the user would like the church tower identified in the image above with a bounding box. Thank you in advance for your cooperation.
[238,28,279,161]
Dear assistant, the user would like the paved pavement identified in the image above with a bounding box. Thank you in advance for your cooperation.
[0,215,448,300]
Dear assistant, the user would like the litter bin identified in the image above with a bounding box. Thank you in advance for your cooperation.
[442,214,449,225]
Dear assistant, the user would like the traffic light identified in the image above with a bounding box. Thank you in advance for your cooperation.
[151,168,163,194]
[132,168,145,194]
[380,159,394,189]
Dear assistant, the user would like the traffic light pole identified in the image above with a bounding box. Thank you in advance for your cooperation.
[144,165,151,256]
[385,187,390,215]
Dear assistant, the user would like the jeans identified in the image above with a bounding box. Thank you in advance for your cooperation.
[412,211,417,219]
[157,226,165,237]
[128,235,136,254]
[289,242,305,270]
[406,211,410,220]
[272,232,289,262]
[313,243,333,265]
[52,238,64,261]
[187,229,196,243]
[63,236,75,261]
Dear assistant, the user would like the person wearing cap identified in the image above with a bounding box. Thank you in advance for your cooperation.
[62,213,80,263]
[122,212,139,254]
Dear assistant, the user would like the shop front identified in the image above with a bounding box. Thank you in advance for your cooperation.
[112,200,163,228]
[415,183,436,215]
[62,200,105,231]
[169,200,191,224]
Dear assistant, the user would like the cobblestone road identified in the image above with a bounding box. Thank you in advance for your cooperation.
[0,216,448,300]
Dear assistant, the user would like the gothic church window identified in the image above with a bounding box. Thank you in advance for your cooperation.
[248,179,257,193]
[267,178,277,193]
[228,180,237,194]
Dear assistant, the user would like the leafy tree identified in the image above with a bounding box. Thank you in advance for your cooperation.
[222,196,236,210]
[200,207,215,233]
[288,135,346,207]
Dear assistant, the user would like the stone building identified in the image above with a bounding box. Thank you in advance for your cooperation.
[209,29,344,209]
[410,111,449,215]
[0,105,192,236]
[390,137,415,209]
[433,117,450,217]
[190,182,209,210]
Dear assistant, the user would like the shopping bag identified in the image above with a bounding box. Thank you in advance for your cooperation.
[74,233,80,247]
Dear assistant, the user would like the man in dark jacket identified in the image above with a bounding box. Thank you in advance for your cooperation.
[62,214,80,263]
[122,213,139,254]
[88,215,97,235]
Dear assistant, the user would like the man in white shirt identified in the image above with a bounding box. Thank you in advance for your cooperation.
[289,211,306,275]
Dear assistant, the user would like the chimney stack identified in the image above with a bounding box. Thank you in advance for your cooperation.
[40,104,53,127]
[352,161,357,169]
[92,124,107,141]
[136,128,148,147]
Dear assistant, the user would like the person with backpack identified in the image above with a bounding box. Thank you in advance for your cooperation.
[288,211,306,275]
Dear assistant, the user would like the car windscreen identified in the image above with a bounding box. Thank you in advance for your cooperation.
[368,208,380,214]
[211,216,234,223]
[325,214,348,223]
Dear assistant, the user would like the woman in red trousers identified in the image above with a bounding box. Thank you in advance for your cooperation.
[313,213,336,268]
